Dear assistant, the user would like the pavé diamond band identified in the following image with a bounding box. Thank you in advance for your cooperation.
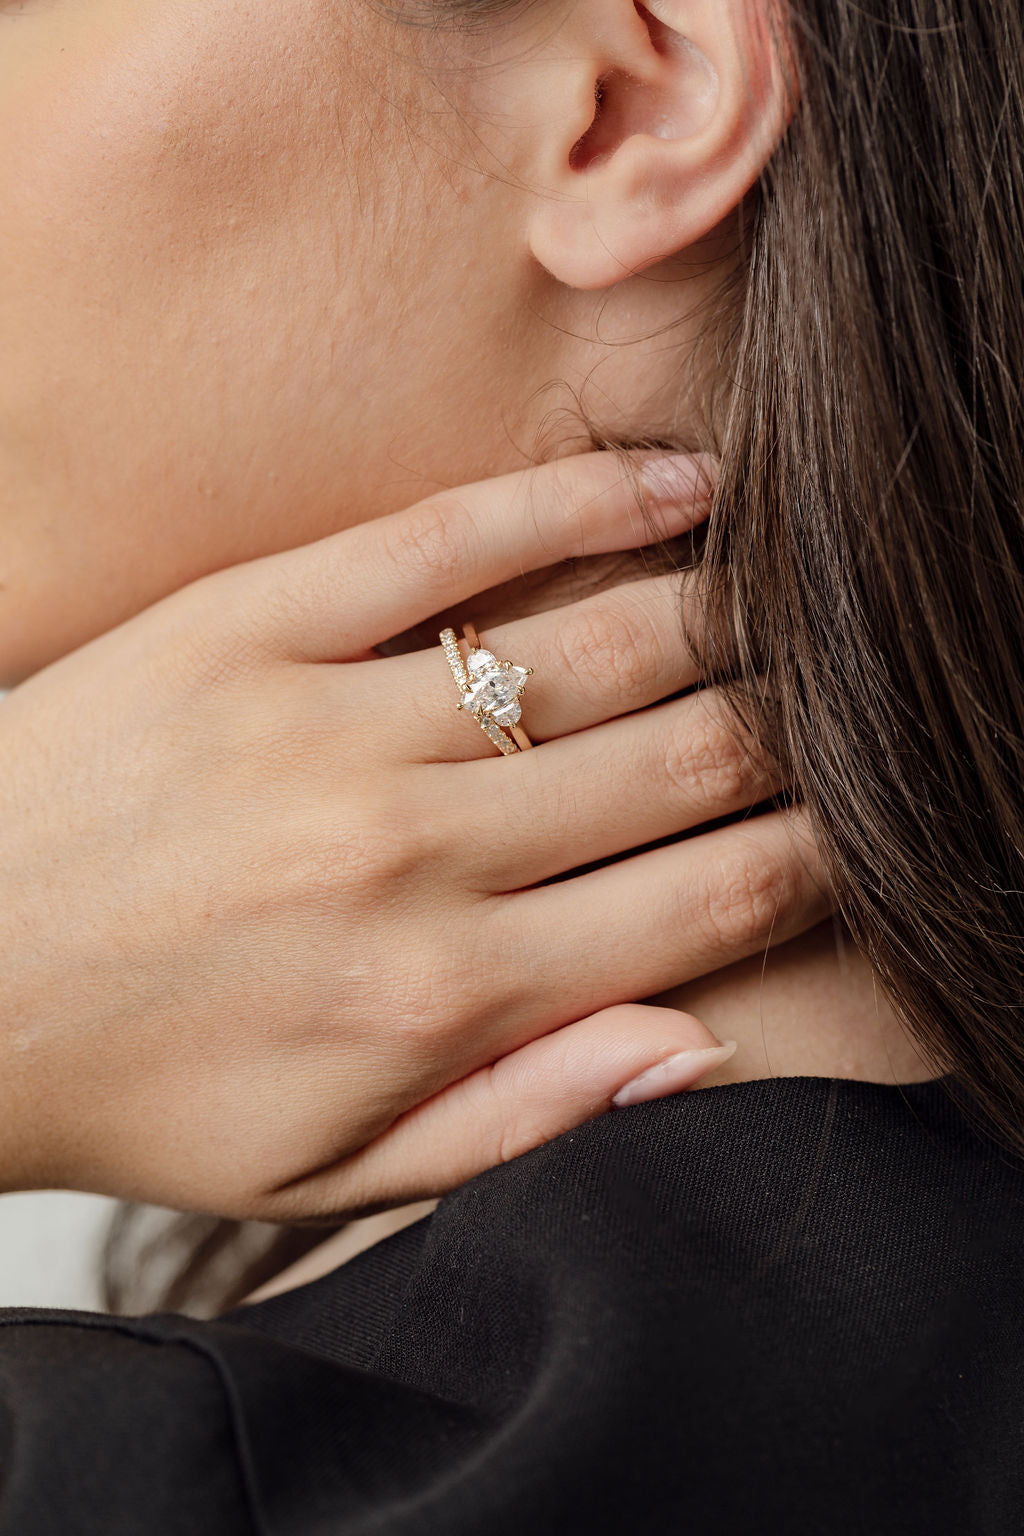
[439,623,534,756]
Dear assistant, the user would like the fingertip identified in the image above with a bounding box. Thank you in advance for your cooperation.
[639,452,716,535]
[612,1039,738,1108]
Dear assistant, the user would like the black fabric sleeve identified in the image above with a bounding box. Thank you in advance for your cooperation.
[0,1307,486,1536]
[0,1313,256,1535]
[1,1076,1022,1535]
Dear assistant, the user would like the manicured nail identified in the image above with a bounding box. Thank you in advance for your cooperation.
[640,452,715,525]
[612,1041,738,1108]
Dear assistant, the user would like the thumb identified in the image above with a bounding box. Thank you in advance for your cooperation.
[296,1007,737,1219]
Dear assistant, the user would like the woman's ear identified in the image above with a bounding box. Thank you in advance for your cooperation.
[526,0,794,290]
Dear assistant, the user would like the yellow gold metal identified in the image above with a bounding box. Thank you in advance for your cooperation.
[438,623,534,756]
[439,627,470,693]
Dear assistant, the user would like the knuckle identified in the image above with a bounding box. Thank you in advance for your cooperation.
[387,950,461,1043]
[383,496,474,587]
[283,813,382,911]
[555,599,654,702]
[390,965,493,1061]
[545,459,610,534]
[353,798,441,889]
[477,1068,522,1168]
[488,1053,563,1167]
[664,706,759,812]
[701,843,799,953]
[133,577,248,692]
[543,452,632,542]
[291,789,439,909]
[497,1114,551,1168]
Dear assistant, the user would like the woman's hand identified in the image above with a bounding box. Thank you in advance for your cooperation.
[0,452,826,1221]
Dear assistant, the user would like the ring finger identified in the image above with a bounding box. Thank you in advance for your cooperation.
[381,571,702,763]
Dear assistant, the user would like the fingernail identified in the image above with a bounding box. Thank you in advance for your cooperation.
[639,453,715,526]
[612,1041,737,1109]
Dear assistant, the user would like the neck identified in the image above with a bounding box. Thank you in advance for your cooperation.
[659,920,944,1089]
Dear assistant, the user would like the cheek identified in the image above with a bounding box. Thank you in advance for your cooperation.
[0,1,399,675]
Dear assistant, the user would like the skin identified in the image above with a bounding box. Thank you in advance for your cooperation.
[0,0,940,1241]
[257,923,937,1300]
[0,0,722,679]
[4,451,827,1219]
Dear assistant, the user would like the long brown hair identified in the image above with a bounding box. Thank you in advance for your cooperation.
[106,0,1024,1314]
[702,0,1024,1154]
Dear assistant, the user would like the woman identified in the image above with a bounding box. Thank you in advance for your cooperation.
[1,0,1021,1530]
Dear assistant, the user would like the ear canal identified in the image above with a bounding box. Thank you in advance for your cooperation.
[569,8,719,174]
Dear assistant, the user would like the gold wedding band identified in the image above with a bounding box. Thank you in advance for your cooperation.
[439,624,534,756]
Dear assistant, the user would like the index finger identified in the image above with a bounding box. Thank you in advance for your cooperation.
[247,450,713,661]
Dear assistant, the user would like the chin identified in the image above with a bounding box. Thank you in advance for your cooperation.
[0,589,89,689]
[0,638,51,691]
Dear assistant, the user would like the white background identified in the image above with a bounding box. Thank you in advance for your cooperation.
[0,1191,114,1310]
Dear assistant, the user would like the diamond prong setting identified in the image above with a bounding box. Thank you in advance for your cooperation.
[439,627,532,755]
[460,648,531,729]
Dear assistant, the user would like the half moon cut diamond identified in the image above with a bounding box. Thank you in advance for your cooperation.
[460,649,531,728]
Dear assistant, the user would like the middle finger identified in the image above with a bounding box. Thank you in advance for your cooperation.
[445,686,781,891]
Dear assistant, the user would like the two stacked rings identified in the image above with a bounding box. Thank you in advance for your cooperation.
[439,624,534,756]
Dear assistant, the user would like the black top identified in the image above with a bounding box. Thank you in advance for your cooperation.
[2,1075,1023,1534]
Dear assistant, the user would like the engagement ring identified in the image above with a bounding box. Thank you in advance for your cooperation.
[439,623,534,755]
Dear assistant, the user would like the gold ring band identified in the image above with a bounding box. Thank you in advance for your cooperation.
[439,624,534,756]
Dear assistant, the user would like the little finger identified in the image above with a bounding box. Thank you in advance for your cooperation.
[511,809,830,1019]
[393,572,700,762]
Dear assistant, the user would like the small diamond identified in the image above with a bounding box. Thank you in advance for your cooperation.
[466,648,499,678]
[491,696,522,727]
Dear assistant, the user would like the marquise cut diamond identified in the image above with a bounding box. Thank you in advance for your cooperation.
[461,650,530,727]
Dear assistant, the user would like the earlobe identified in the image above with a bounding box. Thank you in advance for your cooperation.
[528,0,793,291]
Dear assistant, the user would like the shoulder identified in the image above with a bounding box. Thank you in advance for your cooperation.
[0,1311,254,1533]
[242,1076,1024,1534]
[3,1078,1022,1535]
